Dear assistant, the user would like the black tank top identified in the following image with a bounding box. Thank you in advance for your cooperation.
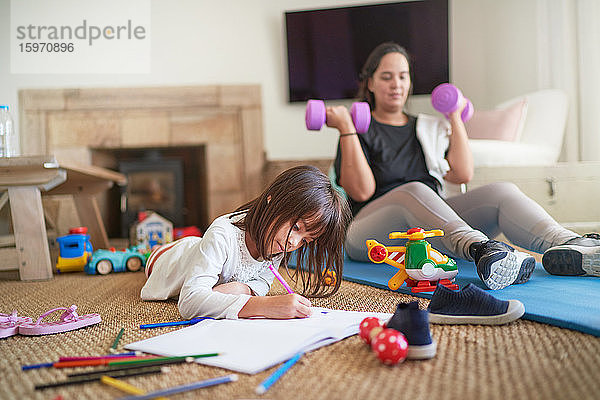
[334,116,439,215]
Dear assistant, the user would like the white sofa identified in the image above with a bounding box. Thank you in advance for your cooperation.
[467,89,568,167]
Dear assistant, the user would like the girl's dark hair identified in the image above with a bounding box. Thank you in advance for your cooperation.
[233,165,351,297]
[357,42,412,109]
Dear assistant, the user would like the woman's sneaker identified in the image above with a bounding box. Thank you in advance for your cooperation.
[542,233,600,276]
[428,283,525,325]
[471,240,536,290]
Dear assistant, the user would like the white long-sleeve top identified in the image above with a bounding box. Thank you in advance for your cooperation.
[140,213,282,319]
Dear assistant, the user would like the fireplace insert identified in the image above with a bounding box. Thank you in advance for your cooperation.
[119,154,184,238]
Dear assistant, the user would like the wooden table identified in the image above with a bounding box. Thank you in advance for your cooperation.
[0,156,126,281]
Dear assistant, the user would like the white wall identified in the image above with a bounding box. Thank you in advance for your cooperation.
[0,0,575,161]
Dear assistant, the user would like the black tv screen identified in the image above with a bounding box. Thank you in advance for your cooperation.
[285,0,449,102]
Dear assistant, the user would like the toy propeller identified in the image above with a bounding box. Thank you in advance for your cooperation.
[389,227,444,241]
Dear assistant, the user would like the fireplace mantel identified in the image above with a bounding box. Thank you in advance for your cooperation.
[19,85,265,232]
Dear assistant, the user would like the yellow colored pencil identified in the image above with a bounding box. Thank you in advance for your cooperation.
[100,376,169,400]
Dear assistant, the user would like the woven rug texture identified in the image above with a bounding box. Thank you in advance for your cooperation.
[0,270,599,400]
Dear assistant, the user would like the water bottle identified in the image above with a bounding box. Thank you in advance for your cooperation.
[0,105,19,157]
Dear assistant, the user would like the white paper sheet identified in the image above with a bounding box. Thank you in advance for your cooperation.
[125,307,392,374]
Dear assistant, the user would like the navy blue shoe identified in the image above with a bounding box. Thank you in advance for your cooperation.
[471,240,536,290]
[542,233,600,276]
[427,283,525,325]
[386,301,436,359]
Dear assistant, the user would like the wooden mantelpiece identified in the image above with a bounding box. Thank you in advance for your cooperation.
[19,85,265,231]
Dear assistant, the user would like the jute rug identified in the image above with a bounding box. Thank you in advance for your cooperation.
[1,270,599,400]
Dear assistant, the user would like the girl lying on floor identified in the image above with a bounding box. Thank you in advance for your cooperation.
[140,165,351,320]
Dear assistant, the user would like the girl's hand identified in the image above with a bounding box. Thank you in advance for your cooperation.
[263,294,312,319]
[326,105,355,134]
[238,293,312,319]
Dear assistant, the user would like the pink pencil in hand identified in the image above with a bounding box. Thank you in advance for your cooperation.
[268,264,294,294]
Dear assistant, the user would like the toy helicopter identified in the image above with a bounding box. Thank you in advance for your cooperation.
[366,227,459,293]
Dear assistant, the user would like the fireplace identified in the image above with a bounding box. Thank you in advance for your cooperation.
[92,146,204,238]
[117,149,186,237]
[19,85,265,237]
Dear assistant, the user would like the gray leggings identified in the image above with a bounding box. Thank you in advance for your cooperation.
[345,181,578,262]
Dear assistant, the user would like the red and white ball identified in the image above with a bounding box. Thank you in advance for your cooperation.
[359,317,382,344]
[370,328,409,365]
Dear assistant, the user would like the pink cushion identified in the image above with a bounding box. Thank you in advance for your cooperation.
[465,99,527,142]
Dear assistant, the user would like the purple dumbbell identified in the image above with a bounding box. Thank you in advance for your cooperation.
[305,99,371,133]
[431,83,474,122]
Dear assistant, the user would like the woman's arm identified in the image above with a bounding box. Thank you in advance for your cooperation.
[326,105,376,201]
[443,103,474,184]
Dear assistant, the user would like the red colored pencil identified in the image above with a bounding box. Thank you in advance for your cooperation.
[53,356,155,368]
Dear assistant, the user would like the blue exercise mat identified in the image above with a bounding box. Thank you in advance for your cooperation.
[341,257,600,337]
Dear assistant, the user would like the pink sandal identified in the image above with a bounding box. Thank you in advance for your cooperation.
[0,311,33,339]
[18,305,101,336]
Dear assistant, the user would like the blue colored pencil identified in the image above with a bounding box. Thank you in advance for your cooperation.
[116,374,238,400]
[22,362,54,371]
[255,352,303,395]
[139,317,213,329]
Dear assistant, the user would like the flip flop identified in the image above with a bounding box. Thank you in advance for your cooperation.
[18,305,101,336]
[0,311,33,339]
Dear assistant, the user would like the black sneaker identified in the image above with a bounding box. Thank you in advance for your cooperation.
[428,283,525,325]
[542,233,600,276]
[471,240,536,290]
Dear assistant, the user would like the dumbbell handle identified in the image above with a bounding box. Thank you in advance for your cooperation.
[431,83,473,122]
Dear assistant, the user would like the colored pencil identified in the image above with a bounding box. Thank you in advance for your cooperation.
[109,353,219,367]
[53,356,154,368]
[110,328,125,353]
[60,351,139,361]
[35,365,166,390]
[116,374,238,400]
[22,362,54,371]
[268,263,294,294]
[139,317,213,329]
[100,376,169,400]
[67,360,187,378]
[255,352,303,395]
[23,352,142,369]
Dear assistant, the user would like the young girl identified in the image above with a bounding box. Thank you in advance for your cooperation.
[141,165,352,320]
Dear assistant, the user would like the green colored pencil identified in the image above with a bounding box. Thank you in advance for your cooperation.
[110,328,125,352]
[108,353,220,366]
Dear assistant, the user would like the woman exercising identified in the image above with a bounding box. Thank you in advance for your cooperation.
[327,42,600,289]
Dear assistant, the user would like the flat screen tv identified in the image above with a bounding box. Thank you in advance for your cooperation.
[285,0,448,102]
